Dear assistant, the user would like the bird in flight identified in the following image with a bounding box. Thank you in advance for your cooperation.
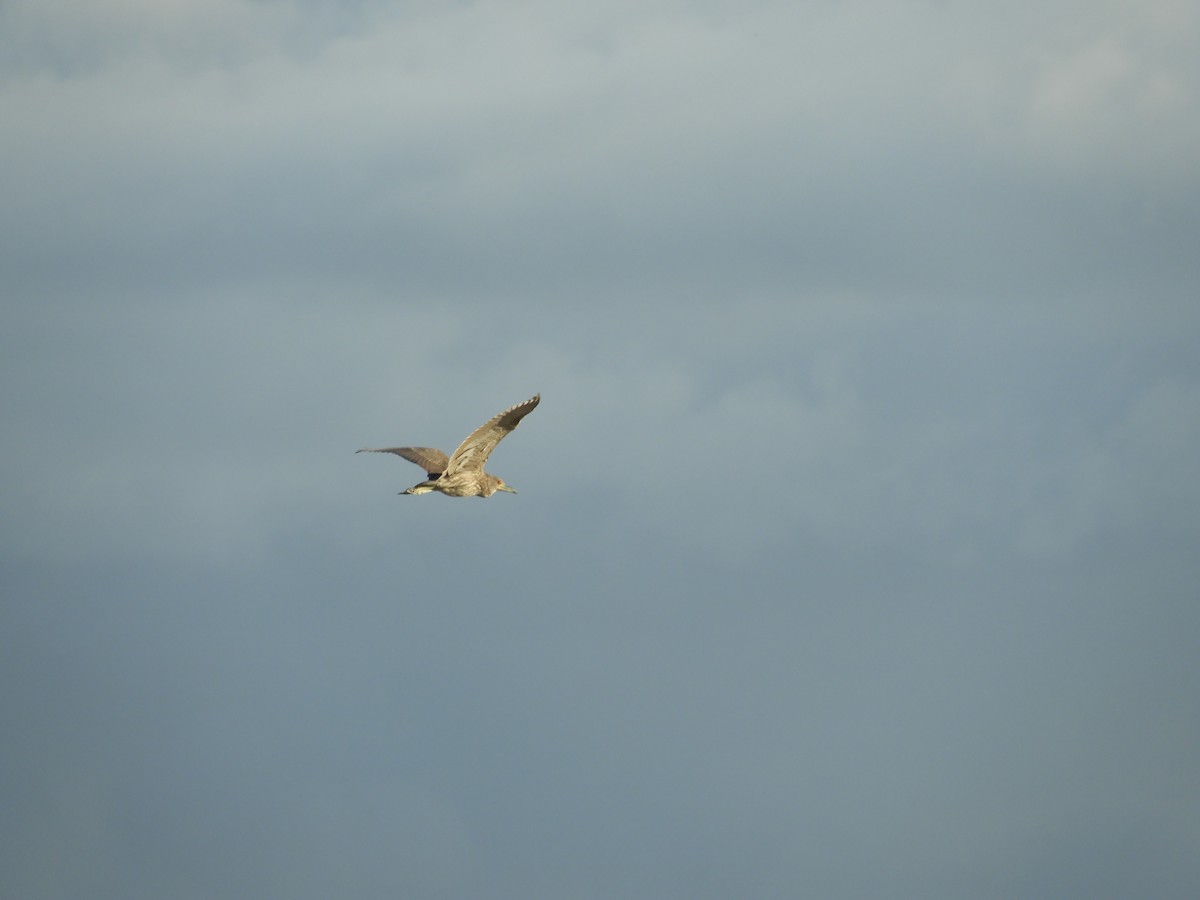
[357,394,540,497]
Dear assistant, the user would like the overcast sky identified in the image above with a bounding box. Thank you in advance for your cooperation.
[3,1,1199,897]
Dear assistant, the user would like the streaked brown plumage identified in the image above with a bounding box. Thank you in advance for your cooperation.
[357,394,540,497]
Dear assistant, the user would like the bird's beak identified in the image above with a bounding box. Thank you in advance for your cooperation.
[498,484,517,493]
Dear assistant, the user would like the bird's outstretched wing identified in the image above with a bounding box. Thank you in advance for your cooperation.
[445,394,540,475]
[355,446,449,477]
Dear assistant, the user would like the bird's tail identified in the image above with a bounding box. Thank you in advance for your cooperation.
[401,481,438,495]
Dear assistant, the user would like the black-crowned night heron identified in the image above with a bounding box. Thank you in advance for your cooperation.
[357,394,540,497]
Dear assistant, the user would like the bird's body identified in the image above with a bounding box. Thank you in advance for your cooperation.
[403,471,508,497]
[357,394,540,498]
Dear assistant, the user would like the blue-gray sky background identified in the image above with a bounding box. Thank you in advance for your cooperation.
[3,1,1199,897]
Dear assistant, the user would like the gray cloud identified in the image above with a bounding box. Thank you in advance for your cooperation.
[3,1,1199,898]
